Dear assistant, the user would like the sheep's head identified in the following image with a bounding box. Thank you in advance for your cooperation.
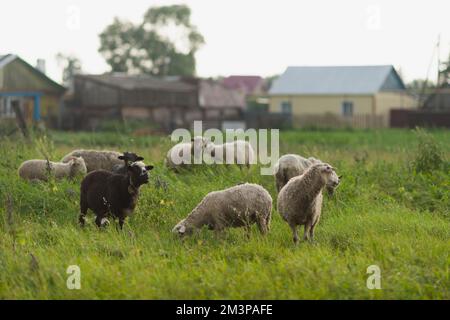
[69,157,87,176]
[119,152,144,165]
[127,162,154,187]
[325,170,341,196]
[315,163,340,189]
[190,136,213,159]
[172,219,194,237]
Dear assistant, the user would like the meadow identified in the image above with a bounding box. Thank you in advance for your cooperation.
[0,127,449,299]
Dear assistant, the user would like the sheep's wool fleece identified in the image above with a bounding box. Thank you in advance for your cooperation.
[187,183,272,228]
[18,159,86,181]
[61,150,122,172]
[277,165,325,224]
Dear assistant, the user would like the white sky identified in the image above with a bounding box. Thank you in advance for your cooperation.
[1,0,449,84]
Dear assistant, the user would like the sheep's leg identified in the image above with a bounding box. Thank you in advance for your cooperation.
[303,221,312,242]
[310,218,320,242]
[95,212,109,228]
[79,197,88,227]
[309,224,316,242]
[256,216,269,235]
[275,180,283,193]
[118,216,125,230]
[290,224,299,244]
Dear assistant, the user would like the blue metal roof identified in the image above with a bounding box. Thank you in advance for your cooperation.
[269,65,405,95]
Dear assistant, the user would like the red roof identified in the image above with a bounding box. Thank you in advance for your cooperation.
[222,76,265,95]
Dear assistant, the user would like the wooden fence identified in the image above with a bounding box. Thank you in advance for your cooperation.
[390,109,450,128]
[293,114,386,129]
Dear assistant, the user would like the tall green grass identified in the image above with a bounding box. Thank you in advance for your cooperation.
[0,128,449,299]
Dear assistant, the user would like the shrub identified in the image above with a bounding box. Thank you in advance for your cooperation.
[412,127,445,173]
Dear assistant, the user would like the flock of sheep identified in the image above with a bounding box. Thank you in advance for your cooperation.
[17,137,340,244]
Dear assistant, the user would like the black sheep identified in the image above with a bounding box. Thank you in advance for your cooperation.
[79,163,154,229]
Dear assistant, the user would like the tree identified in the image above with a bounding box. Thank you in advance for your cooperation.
[98,5,204,77]
[56,53,82,88]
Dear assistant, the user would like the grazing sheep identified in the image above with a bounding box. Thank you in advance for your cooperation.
[204,140,256,168]
[79,163,154,229]
[165,136,210,171]
[172,183,272,237]
[277,163,340,244]
[18,157,87,181]
[274,154,340,194]
[111,152,145,175]
[61,149,123,172]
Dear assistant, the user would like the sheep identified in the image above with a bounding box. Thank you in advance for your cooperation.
[172,183,272,237]
[204,140,256,168]
[61,149,123,172]
[79,163,154,229]
[111,152,145,175]
[274,154,340,195]
[18,157,87,182]
[165,136,210,171]
[277,163,340,244]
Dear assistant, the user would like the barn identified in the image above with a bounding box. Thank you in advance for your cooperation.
[63,74,246,131]
[0,54,65,127]
[269,65,417,128]
[63,74,199,130]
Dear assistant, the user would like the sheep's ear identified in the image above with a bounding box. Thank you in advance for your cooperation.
[145,165,154,171]
[179,225,186,234]
[137,156,144,161]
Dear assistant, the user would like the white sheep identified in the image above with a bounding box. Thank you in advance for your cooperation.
[274,154,340,194]
[204,140,256,168]
[18,157,87,181]
[277,163,340,244]
[165,136,209,171]
[61,149,122,172]
[172,183,272,237]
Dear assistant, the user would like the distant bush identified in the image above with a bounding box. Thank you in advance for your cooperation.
[412,127,445,173]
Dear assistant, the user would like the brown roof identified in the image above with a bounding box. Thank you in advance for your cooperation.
[77,74,196,92]
[199,80,246,109]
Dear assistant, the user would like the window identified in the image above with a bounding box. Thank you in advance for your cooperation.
[0,98,15,118]
[342,101,354,117]
[281,101,292,114]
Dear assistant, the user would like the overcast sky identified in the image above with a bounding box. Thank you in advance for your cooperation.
[1,0,449,84]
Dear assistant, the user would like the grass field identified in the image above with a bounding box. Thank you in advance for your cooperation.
[0,128,449,299]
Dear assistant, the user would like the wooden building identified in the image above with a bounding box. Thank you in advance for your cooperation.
[0,54,65,127]
[64,74,246,131]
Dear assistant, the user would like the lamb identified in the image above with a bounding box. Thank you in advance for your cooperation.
[79,163,154,229]
[204,140,256,168]
[61,149,123,172]
[274,154,340,194]
[111,152,145,175]
[165,136,210,171]
[277,163,340,244]
[18,157,87,181]
[172,183,272,237]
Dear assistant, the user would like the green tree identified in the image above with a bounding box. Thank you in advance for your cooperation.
[98,5,204,76]
[56,53,82,87]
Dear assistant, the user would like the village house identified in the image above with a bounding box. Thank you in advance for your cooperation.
[269,65,417,128]
[0,54,65,127]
